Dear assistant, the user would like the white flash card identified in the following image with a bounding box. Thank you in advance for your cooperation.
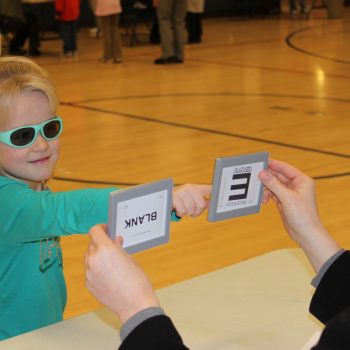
[208,152,269,222]
[108,178,173,254]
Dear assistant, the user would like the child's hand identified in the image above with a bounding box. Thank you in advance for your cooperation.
[173,184,211,218]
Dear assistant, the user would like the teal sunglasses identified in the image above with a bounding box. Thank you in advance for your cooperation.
[0,117,63,148]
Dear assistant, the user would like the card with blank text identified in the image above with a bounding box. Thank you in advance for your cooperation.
[108,178,173,254]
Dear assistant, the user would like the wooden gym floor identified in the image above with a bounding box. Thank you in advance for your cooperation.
[21,6,350,319]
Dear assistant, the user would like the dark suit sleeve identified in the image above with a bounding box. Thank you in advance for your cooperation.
[119,315,189,350]
[312,306,350,350]
[310,251,350,324]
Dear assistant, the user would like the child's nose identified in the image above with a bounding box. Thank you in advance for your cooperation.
[32,133,49,151]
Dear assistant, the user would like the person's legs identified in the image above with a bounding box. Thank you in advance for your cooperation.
[70,21,78,53]
[100,16,112,61]
[289,0,297,11]
[149,11,160,44]
[26,11,40,56]
[192,13,202,43]
[59,21,72,55]
[300,0,307,12]
[172,0,186,61]
[110,14,122,62]
[157,0,174,59]
[186,12,196,43]
[197,13,203,42]
[9,20,28,54]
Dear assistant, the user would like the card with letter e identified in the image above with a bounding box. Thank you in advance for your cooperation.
[108,178,173,254]
[208,152,269,222]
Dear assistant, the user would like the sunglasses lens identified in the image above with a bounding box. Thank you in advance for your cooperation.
[43,120,61,139]
[10,127,35,147]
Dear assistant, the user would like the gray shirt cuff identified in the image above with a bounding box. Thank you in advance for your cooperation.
[120,307,165,342]
[311,249,346,288]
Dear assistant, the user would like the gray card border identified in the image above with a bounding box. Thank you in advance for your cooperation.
[108,178,173,254]
[208,152,269,222]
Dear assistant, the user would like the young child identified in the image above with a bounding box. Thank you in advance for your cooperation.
[0,56,211,340]
[55,0,81,59]
[94,0,123,63]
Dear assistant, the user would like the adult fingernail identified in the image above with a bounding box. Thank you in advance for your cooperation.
[259,170,272,181]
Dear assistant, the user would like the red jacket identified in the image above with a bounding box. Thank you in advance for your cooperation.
[55,0,80,21]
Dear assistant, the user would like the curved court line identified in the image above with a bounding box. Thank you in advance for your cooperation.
[53,176,182,187]
[62,92,350,105]
[57,93,350,186]
[285,25,350,65]
[62,101,350,160]
[53,171,350,187]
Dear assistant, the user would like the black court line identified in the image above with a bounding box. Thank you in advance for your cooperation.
[62,92,350,105]
[183,58,350,80]
[53,176,137,187]
[53,176,180,187]
[63,101,350,160]
[314,172,350,180]
[53,171,350,187]
[286,25,350,65]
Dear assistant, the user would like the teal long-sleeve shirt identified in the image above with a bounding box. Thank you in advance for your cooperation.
[0,176,180,340]
[0,176,117,340]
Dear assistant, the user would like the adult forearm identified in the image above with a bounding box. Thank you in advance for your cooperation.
[296,225,341,274]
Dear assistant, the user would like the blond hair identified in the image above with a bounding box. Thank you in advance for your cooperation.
[0,56,58,126]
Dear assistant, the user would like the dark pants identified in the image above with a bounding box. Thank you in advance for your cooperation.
[9,8,40,55]
[59,20,78,54]
[186,12,202,43]
[149,13,160,44]
[289,0,307,11]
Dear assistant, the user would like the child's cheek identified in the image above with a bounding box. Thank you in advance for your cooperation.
[0,145,19,167]
[0,146,28,179]
[51,140,60,163]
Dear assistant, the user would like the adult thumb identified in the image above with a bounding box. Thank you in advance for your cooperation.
[259,170,290,203]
